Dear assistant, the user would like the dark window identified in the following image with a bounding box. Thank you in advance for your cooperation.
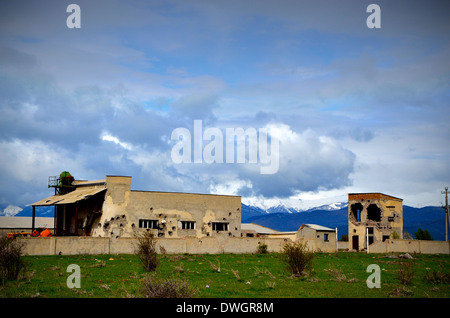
[350,203,363,222]
[212,222,228,231]
[180,221,195,230]
[139,219,158,229]
[324,233,329,242]
[367,204,381,222]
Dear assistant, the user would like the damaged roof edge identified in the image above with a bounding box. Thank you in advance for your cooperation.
[31,188,106,206]
[348,192,403,201]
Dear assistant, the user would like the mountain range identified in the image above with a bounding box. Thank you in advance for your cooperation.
[1,201,448,241]
[242,203,448,241]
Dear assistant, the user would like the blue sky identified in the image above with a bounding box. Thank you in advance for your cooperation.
[0,0,449,211]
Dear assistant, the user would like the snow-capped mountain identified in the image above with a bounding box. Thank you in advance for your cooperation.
[0,204,23,216]
[304,202,348,212]
[242,194,348,214]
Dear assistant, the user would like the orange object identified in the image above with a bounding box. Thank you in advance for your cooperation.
[32,227,52,237]
[40,228,51,237]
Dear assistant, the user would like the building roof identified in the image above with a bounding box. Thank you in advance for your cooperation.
[0,216,54,229]
[241,223,281,234]
[300,224,336,232]
[348,192,403,201]
[241,223,297,235]
[73,179,106,186]
[31,187,106,206]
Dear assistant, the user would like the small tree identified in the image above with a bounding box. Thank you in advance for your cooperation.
[280,240,314,276]
[135,231,159,272]
[414,228,433,240]
[397,261,416,285]
[257,241,268,254]
[0,236,27,283]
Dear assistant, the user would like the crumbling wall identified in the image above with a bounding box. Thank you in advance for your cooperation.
[93,176,241,239]
[348,193,403,251]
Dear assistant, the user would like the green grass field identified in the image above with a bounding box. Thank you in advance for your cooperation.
[1,252,449,298]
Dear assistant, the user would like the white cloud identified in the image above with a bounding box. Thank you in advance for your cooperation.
[209,179,253,196]
[101,133,134,151]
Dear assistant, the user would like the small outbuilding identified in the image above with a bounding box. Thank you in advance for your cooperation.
[241,223,296,239]
[297,224,337,252]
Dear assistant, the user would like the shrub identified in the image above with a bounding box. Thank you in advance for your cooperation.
[424,262,450,284]
[396,260,415,285]
[280,240,314,276]
[140,273,197,298]
[414,228,433,240]
[257,241,268,254]
[135,231,159,272]
[0,236,27,283]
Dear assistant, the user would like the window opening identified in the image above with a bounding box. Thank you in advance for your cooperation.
[350,203,363,222]
[180,221,195,230]
[367,204,381,222]
[139,219,158,229]
[212,222,229,231]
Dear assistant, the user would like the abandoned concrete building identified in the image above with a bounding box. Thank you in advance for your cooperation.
[31,173,241,239]
[348,193,403,251]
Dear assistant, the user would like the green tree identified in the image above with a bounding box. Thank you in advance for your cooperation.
[414,228,433,240]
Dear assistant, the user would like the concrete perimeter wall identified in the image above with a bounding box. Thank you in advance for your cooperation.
[20,237,450,256]
[369,239,450,254]
[21,236,290,256]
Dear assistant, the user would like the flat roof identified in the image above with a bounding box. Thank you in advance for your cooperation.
[348,192,403,201]
[73,179,106,186]
[131,189,241,198]
[241,223,296,235]
[301,224,336,232]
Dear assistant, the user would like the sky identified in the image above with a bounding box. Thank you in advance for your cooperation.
[0,0,449,212]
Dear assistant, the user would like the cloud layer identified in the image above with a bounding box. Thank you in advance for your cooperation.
[0,1,449,208]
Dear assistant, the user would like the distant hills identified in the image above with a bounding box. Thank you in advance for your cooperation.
[1,202,447,241]
[0,205,54,218]
[242,203,448,241]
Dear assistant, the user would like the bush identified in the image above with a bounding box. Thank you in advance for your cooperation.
[280,240,314,276]
[257,241,268,254]
[0,236,27,283]
[414,228,433,240]
[135,231,159,272]
[396,260,415,285]
[424,262,450,284]
[141,273,197,298]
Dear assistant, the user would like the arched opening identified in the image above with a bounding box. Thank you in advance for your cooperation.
[367,204,381,222]
[350,203,363,222]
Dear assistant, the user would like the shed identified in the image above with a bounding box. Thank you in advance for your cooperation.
[297,224,337,252]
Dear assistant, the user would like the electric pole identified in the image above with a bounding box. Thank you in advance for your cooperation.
[442,187,449,241]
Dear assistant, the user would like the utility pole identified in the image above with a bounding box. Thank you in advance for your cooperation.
[442,187,449,241]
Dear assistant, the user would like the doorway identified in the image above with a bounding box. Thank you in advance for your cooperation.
[352,235,359,251]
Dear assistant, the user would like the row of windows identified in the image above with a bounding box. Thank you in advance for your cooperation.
[138,219,229,231]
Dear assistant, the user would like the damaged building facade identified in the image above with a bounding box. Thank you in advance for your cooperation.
[348,193,403,251]
[31,174,241,239]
